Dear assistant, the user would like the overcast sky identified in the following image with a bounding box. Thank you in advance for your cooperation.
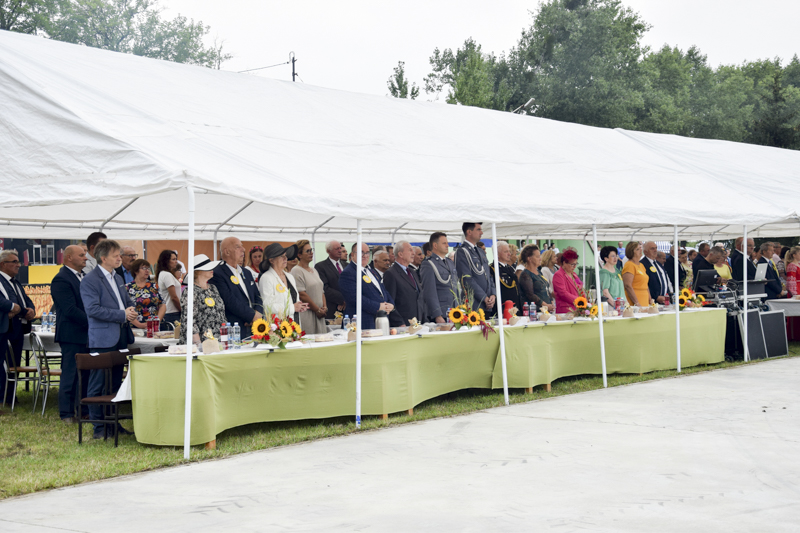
[162,0,800,98]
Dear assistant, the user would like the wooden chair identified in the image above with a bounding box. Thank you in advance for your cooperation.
[75,348,140,447]
[2,339,39,411]
[29,332,61,415]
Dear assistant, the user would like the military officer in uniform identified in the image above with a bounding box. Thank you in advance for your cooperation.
[490,240,522,310]
[455,222,496,314]
[420,232,460,324]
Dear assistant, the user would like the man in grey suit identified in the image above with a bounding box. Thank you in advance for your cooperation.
[383,241,425,326]
[80,239,138,439]
[455,222,496,314]
[315,240,347,319]
[420,232,461,324]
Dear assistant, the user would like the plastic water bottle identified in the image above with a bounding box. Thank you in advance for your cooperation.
[219,322,229,350]
[342,315,350,329]
[45,312,52,332]
[446,308,452,323]
[522,302,529,317]
[232,322,240,348]
[529,302,537,321]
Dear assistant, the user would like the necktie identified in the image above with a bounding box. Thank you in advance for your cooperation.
[406,267,417,290]
[336,262,342,274]
[12,278,26,304]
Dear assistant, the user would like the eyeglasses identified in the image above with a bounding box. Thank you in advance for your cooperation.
[1,260,20,264]
[122,254,138,258]
[566,262,578,267]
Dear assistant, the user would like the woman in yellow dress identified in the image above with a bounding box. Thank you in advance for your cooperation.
[713,251,733,281]
[621,242,653,307]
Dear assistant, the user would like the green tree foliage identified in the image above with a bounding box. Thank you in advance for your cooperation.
[1,0,230,68]
[387,61,419,99]
[425,38,512,110]
[423,0,800,150]
[514,0,650,129]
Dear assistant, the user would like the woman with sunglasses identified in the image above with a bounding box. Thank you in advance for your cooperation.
[291,239,327,334]
[551,248,584,313]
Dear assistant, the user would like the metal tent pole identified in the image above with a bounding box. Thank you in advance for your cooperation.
[674,225,681,373]
[491,223,509,405]
[212,201,253,260]
[743,225,749,362]
[355,220,363,427]
[183,187,196,459]
[310,216,334,267]
[592,224,608,388]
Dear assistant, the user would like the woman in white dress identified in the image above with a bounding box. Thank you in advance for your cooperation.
[258,243,308,322]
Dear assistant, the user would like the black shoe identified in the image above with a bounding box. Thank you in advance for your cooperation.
[116,424,134,436]
[92,431,105,440]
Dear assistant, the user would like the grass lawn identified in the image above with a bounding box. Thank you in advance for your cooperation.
[2,344,799,500]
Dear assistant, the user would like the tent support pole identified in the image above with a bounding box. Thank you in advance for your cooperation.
[183,187,196,460]
[491,223,509,405]
[592,224,608,388]
[99,198,138,231]
[212,201,253,260]
[674,225,681,373]
[390,223,408,248]
[310,216,334,267]
[582,237,586,286]
[743,225,749,362]
[355,220,363,428]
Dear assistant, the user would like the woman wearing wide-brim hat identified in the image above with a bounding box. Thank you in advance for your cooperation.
[178,254,227,345]
[258,243,309,322]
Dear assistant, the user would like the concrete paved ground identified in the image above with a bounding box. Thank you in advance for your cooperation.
[2,358,799,532]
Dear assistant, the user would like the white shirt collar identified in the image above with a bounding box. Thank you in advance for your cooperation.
[0,271,12,282]
[66,265,83,280]
[362,267,382,294]
[463,240,476,249]
[330,257,342,268]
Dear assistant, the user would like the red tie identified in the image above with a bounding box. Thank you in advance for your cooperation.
[336,262,342,274]
[406,268,417,290]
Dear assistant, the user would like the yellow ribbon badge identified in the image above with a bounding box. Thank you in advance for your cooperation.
[362,275,372,284]
[276,284,286,293]
[230,275,240,285]
[649,266,657,273]
[204,297,215,307]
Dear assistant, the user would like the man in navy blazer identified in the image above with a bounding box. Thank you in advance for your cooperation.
[0,249,36,405]
[51,245,89,422]
[80,240,137,438]
[340,243,399,330]
[209,237,263,327]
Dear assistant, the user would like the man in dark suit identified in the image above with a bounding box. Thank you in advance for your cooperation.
[691,242,710,274]
[383,241,425,326]
[315,240,346,319]
[339,243,401,329]
[51,245,90,423]
[114,245,138,284]
[80,239,137,439]
[209,236,263,327]
[490,241,522,310]
[664,246,687,291]
[455,222,495,313]
[641,241,671,304]
[0,249,36,405]
[756,243,784,300]
[731,237,756,282]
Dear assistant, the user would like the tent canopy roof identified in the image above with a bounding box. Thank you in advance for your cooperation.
[1,30,799,242]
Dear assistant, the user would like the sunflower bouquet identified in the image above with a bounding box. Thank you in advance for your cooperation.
[250,314,305,349]
[448,279,495,339]
[677,288,706,310]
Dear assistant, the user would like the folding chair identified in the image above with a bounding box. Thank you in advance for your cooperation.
[3,339,40,411]
[29,332,61,415]
[76,348,141,447]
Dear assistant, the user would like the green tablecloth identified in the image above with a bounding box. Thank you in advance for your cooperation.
[131,309,725,446]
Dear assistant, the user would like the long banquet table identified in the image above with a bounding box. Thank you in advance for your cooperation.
[131,308,726,446]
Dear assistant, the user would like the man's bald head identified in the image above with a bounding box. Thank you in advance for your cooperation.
[64,244,87,271]
[643,241,658,260]
[220,237,245,266]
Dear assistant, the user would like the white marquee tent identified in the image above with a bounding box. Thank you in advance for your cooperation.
[2,30,799,456]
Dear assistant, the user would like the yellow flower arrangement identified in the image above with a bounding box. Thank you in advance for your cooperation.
[678,295,688,308]
[680,288,693,300]
[696,294,705,304]
[279,321,293,338]
[573,296,588,310]
[589,305,598,317]
[467,311,481,326]
[478,308,485,321]
[293,322,301,334]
